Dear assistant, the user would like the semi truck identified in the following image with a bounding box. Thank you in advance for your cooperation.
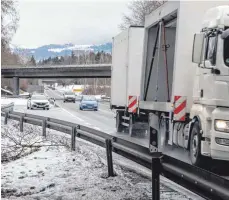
[111,1,229,166]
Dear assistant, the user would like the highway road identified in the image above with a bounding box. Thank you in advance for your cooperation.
[12,89,229,176]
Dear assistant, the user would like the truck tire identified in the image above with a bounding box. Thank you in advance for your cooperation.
[190,121,205,166]
[116,111,124,132]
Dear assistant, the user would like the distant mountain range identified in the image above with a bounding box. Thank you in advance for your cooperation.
[11,43,112,61]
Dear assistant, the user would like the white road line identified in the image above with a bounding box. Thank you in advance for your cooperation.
[58,104,84,122]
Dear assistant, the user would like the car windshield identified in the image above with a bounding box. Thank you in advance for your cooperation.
[224,28,229,67]
[65,92,74,95]
[31,95,46,100]
[82,96,96,101]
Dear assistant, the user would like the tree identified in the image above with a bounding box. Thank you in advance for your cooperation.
[71,51,76,64]
[95,52,101,63]
[1,0,19,51]
[119,0,165,30]
[30,55,36,66]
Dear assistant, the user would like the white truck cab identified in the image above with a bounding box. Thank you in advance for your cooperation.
[190,6,229,163]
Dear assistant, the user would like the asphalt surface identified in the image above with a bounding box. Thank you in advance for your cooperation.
[13,89,229,176]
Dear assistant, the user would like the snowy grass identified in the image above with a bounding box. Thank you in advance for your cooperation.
[1,119,202,200]
[1,98,27,106]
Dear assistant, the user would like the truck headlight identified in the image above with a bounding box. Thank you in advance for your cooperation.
[215,120,229,133]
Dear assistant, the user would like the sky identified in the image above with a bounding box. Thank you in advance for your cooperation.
[11,0,130,48]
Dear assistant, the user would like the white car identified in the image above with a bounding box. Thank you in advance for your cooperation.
[27,95,50,110]
[63,91,76,103]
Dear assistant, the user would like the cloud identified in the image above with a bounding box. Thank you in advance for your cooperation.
[12,0,129,48]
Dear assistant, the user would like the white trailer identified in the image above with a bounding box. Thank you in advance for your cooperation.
[111,26,146,133]
[113,1,229,166]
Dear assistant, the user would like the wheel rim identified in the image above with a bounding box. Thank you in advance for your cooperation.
[192,134,198,158]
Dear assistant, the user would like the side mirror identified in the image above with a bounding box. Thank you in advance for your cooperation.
[192,33,205,64]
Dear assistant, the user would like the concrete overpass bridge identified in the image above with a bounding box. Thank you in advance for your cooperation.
[1,64,112,95]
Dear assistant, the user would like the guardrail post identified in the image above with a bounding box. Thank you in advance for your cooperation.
[42,119,46,137]
[105,139,114,177]
[4,112,8,125]
[151,157,161,200]
[20,116,24,132]
[71,127,76,151]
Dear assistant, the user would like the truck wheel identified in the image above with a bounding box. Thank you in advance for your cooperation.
[190,121,205,166]
[116,111,124,132]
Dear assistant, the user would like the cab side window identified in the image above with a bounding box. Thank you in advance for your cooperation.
[205,35,217,65]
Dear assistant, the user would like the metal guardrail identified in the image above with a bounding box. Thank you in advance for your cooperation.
[1,110,229,200]
[1,102,14,112]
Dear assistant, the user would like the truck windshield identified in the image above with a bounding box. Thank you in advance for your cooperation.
[224,32,229,67]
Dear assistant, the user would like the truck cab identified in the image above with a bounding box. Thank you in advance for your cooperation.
[190,6,229,164]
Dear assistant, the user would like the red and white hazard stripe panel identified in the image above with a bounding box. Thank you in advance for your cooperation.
[128,95,137,113]
[173,95,187,121]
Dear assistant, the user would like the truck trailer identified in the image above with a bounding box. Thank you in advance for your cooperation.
[111,1,229,166]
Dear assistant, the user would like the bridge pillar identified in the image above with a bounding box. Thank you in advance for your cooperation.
[13,77,19,95]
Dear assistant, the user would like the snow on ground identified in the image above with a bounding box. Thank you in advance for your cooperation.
[1,98,27,106]
[1,119,203,200]
[1,98,56,109]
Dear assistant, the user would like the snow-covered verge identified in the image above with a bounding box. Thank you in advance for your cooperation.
[1,119,203,200]
[1,98,27,106]
[1,98,56,109]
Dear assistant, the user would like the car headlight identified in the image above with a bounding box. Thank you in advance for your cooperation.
[215,120,229,133]
[81,103,86,106]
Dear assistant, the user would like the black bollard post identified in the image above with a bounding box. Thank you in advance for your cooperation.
[105,139,114,177]
[151,156,161,200]
[71,127,76,151]
[4,112,8,125]
[42,119,46,137]
[20,116,24,132]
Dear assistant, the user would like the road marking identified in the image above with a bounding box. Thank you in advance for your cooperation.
[57,104,84,122]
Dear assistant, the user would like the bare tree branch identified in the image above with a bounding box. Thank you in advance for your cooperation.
[119,0,166,30]
[1,0,19,51]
